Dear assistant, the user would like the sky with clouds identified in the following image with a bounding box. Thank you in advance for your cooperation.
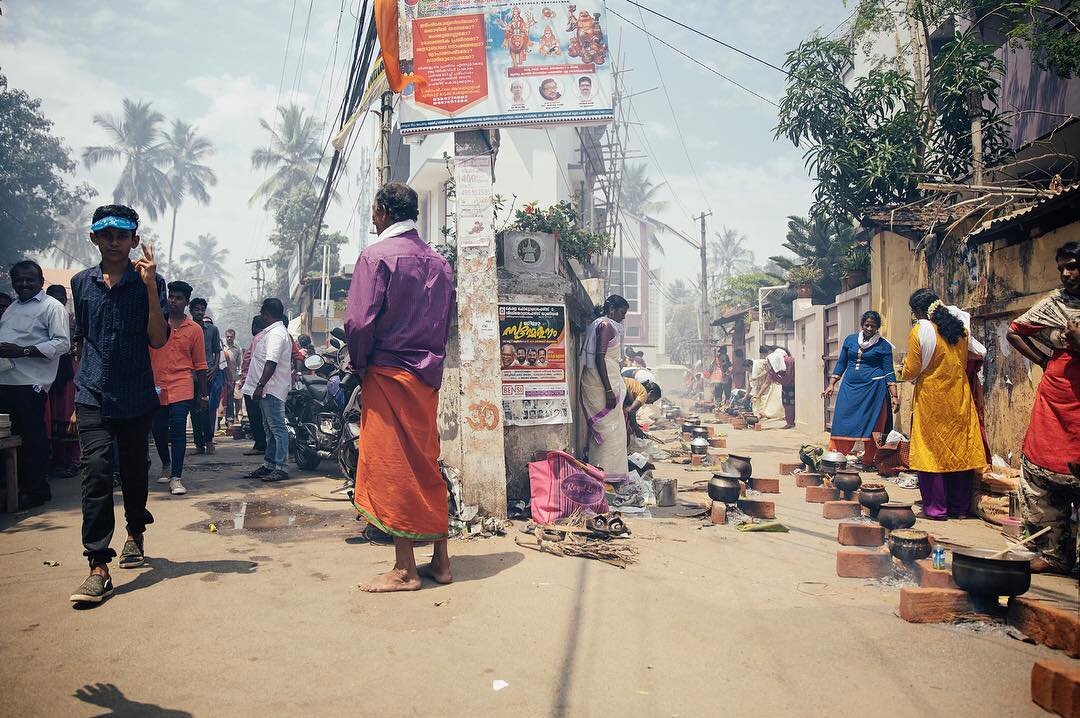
[0,0,850,297]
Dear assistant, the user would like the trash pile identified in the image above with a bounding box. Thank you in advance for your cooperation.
[515,510,638,568]
[443,462,510,539]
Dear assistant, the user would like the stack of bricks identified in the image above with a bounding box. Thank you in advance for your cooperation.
[1031,660,1080,718]
[835,521,892,578]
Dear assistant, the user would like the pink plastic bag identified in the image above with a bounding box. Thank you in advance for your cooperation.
[528,450,610,525]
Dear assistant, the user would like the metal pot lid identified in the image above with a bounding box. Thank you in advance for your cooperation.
[711,471,742,479]
[690,437,710,446]
[821,451,847,464]
[879,501,913,508]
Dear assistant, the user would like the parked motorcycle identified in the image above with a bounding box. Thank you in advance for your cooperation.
[285,354,343,470]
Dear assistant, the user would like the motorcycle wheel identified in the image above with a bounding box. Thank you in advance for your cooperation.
[337,433,358,481]
[293,426,322,470]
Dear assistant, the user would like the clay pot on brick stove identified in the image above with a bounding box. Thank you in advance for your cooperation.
[681,422,697,435]
[691,427,710,441]
[690,437,710,456]
[876,501,916,531]
[887,528,931,563]
[708,473,742,503]
[722,454,753,479]
[858,483,889,518]
[832,468,862,500]
[951,547,1032,600]
[820,450,848,475]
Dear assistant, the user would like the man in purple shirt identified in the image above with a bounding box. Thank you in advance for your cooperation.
[344,182,456,593]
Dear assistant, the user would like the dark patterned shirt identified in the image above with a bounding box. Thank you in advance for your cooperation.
[71,262,167,419]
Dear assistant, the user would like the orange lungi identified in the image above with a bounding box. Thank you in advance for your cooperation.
[351,366,447,540]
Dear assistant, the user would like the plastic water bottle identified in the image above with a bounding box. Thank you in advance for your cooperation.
[931,545,946,570]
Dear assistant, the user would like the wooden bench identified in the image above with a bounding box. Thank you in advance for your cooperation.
[0,435,23,512]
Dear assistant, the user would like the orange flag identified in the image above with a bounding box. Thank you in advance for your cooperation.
[375,0,425,92]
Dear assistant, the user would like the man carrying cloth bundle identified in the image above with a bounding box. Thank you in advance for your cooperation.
[1007,241,1080,574]
[344,182,455,593]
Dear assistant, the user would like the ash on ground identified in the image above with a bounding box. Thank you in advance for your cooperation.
[868,564,918,588]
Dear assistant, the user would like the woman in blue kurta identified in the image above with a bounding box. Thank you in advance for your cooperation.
[822,311,899,468]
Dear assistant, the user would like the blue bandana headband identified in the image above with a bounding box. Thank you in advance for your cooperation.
[91,216,138,233]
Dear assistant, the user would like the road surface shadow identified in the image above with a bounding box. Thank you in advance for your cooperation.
[74,682,191,717]
[448,551,524,583]
[112,556,258,596]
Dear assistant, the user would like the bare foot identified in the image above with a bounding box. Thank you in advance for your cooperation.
[358,568,421,593]
[417,561,453,585]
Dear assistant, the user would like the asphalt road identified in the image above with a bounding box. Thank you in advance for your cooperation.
[0,425,1075,717]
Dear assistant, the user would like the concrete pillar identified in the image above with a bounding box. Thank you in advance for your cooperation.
[453,130,508,517]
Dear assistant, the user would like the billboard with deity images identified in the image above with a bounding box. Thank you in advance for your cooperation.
[499,303,572,426]
[397,0,614,136]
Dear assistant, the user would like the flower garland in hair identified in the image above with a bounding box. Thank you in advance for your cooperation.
[926,299,944,317]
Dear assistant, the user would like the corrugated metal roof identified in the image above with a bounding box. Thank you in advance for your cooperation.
[967,183,1080,239]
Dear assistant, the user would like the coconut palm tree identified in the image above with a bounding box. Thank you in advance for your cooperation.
[249,103,327,209]
[180,233,230,299]
[618,163,672,255]
[82,99,170,220]
[709,226,755,288]
[161,120,217,272]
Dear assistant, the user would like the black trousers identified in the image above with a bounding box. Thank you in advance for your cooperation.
[0,385,50,499]
[244,395,266,450]
[76,403,155,567]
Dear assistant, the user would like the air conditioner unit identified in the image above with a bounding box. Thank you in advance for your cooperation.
[501,231,558,274]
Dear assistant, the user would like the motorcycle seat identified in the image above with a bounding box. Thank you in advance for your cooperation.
[300,375,328,401]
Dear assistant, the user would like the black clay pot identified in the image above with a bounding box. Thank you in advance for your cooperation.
[723,454,753,479]
[745,414,759,426]
[877,502,916,531]
[887,529,931,563]
[858,483,889,518]
[708,474,742,503]
[951,547,1032,598]
[691,427,710,441]
[681,423,697,435]
[832,469,862,499]
[686,417,702,426]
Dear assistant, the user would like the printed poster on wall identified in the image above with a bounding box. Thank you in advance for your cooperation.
[499,303,571,426]
[397,0,614,136]
[455,155,495,249]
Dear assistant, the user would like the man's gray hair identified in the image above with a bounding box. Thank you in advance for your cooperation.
[375,182,419,222]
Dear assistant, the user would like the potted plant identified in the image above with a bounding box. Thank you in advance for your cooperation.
[761,308,777,331]
[786,264,822,299]
[840,244,870,291]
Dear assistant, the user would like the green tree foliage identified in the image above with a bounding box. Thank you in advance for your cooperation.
[769,215,857,304]
[250,104,327,210]
[82,99,171,220]
[265,185,349,302]
[0,74,93,268]
[161,120,216,272]
[664,279,702,365]
[775,4,1027,217]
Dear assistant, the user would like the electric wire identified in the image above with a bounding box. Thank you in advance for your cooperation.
[618,0,789,76]
[608,8,779,108]
[290,0,316,100]
[634,6,711,212]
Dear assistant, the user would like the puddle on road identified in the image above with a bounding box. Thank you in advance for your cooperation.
[188,498,351,542]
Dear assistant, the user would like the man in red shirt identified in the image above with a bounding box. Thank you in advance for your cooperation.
[1008,241,1080,574]
[149,281,208,496]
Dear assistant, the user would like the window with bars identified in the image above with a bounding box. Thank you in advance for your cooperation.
[612,257,640,313]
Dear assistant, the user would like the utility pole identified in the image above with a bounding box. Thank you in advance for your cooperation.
[245,257,271,302]
[694,211,712,389]
[377,90,394,186]
[452,129,507,518]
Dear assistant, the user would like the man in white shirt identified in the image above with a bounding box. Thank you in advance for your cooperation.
[0,260,72,509]
[241,298,294,482]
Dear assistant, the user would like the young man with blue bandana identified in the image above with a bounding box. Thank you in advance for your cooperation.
[69,204,169,605]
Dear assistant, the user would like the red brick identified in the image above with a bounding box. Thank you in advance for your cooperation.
[710,503,728,525]
[708,436,726,448]
[691,454,703,467]
[823,500,862,520]
[754,422,763,431]
[737,498,775,519]
[1009,597,1080,659]
[805,485,841,503]
[912,559,958,589]
[796,473,824,488]
[1032,660,1080,718]
[836,546,893,578]
[778,462,802,475]
[837,522,886,546]
[898,587,976,623]
[748,477,780,493]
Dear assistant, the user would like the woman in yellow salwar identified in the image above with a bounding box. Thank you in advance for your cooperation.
[898,289,988,519]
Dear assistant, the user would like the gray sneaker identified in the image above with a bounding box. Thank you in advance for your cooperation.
[70,573,114,603]
[262,469,289,483]
[118,538,145,569]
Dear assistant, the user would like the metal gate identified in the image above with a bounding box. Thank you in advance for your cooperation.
[823,305,840,430]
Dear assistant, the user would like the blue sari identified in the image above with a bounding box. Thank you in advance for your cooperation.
[831,333,895,440]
